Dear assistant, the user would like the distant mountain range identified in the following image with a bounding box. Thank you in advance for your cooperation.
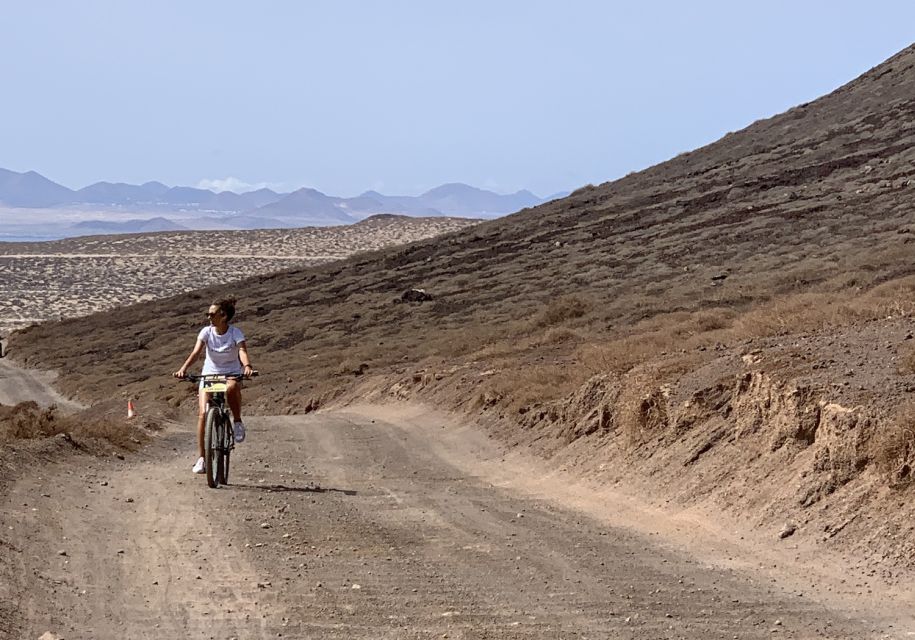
[0,168,565,235]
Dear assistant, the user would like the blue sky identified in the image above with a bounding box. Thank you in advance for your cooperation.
[1,1,913,197]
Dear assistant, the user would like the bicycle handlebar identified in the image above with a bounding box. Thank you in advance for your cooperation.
[180,371,259,383]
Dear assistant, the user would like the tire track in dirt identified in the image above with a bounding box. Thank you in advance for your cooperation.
[1,430,271,639]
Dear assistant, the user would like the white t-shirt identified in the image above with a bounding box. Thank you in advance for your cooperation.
[197,325,246,375]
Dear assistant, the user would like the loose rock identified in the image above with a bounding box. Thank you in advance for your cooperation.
[778,523,797,539]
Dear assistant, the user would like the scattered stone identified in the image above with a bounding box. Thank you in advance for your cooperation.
[38,632,64,640]
[260,522,271,529]
[400,288,432,303]
[57,550,67,556]
[778,523,797,539]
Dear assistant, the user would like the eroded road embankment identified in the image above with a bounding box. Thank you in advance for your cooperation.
[0,403,902,639]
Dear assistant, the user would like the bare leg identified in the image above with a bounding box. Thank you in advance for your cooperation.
[227,379,242,423]
[197,391,208,458]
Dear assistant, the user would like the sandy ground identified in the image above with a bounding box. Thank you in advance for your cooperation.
[0,215,479,331]
[1,366,912,639]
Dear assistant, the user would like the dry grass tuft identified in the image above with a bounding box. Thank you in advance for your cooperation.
[535,295,591,328]
[537,327,584,345]
[733,278,915,340]
[577,339,663,376]
[734,293,859,337]
[486,364,580,414]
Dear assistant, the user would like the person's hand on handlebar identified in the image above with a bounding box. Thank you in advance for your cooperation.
[174,368,187,379]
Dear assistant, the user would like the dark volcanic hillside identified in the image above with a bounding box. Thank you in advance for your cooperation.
[11,44,915,569]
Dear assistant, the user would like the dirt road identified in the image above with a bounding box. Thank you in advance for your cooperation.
[2,394,911,639]
[0,358,81,410]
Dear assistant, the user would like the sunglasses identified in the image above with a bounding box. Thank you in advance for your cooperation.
[206,311,222,318]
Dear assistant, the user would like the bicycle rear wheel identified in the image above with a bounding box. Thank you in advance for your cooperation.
[217,412,230,485]
[204,407,220,488]
[220,419,232,485]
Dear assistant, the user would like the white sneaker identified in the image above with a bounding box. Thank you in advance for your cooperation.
[234,421,246,443]
[192,457,205,474]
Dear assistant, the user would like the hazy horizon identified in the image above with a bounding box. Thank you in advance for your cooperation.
[0,168,556,199]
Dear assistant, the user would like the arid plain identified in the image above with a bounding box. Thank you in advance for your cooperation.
[0,215,479,333]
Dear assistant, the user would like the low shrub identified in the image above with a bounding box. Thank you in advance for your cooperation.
[536,295,591,328]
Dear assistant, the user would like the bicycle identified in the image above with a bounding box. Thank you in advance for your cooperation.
[182,372,256,488]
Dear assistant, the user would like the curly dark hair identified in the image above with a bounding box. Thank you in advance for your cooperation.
[212,296,237,322]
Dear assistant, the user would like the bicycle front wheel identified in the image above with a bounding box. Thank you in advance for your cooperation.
[217,412,230,485]
[204,407,220,488]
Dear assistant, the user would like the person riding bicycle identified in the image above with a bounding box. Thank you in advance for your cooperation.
[174,296,254,474]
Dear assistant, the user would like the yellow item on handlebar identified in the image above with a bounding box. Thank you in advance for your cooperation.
[201,381,228,393]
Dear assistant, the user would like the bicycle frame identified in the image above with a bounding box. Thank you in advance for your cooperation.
[183,373,248,488]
